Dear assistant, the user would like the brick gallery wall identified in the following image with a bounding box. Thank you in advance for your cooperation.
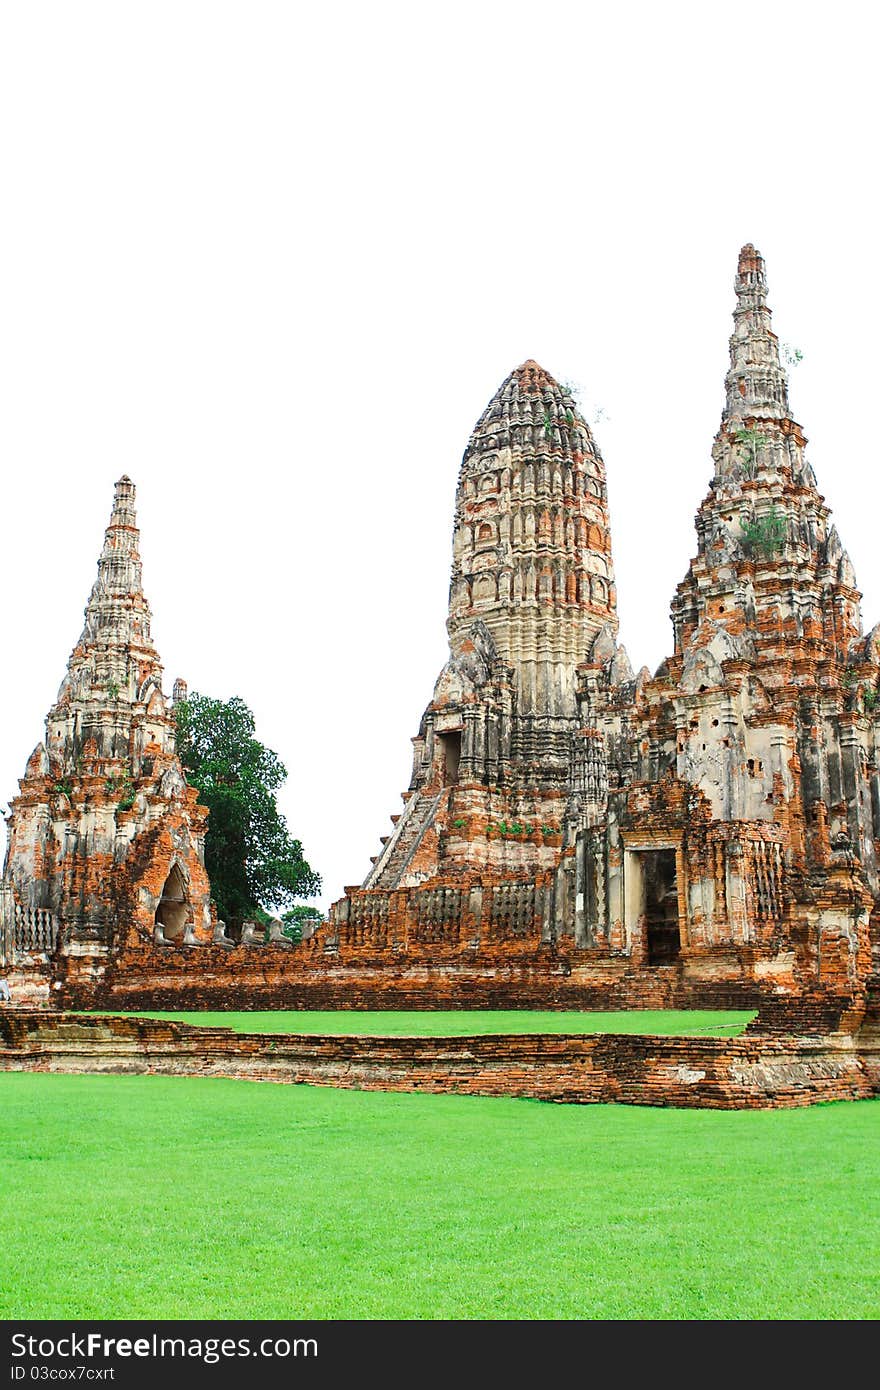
[61,943,769,1014]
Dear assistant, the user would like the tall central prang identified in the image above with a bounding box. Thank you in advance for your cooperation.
[447,360,618,743]
[354,360,621,912]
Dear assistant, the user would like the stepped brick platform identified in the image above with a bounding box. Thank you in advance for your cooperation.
[2,1008,878,1110]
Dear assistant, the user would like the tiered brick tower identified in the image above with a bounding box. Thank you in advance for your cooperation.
[445,361,618,761]
[562,245,878,991]
[2,477,212,985]
[337,363,621,948]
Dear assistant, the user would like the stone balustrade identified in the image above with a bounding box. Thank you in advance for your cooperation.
[12,904,58,955]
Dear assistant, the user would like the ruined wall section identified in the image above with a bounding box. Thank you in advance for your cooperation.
[6,1009,879,1111]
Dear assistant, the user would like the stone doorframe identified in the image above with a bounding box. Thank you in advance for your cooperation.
[622,837,687,955]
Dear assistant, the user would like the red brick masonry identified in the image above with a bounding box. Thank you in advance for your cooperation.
[2,1010,878,1110]
[60,942,771,1013]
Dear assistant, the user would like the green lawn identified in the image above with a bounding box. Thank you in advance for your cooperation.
[113,1009,755,1036]
[2,1074,877,1319]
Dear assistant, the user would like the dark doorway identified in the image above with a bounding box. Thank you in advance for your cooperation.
[642,849,681,964]
[155,864,189,941]
[438,731,461,785]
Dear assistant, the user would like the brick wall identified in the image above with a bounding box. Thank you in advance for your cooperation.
[2,1009,878,1110]
[60,942,771,1014]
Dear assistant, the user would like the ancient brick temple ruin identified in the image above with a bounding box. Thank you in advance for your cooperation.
[321,244,879,1014]
[2,245,879,1032]
[0,476,212,999]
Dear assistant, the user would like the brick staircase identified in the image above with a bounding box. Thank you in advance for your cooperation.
[364,790,445,890]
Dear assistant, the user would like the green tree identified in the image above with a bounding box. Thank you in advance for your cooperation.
[282,904,322,924]
[280,904,323,943]
[174,693,320,927]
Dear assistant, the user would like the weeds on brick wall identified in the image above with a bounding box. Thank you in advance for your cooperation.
[116,776,136,812]
[734,427,766,479]
[741,507,786,558]
[486,821,556,838]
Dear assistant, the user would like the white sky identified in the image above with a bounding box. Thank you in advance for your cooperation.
[1,2,878,912]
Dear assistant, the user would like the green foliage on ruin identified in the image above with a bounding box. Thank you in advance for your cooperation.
[741,507,786,559]
[734,427,765,478]
[174,692,321,928]
[106,772,136,811]
[487,821,559,838]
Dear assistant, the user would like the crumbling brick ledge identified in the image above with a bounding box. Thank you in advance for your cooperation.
[1,1010,879,1109]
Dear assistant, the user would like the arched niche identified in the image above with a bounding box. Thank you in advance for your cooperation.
[155,863,190,941]
[473,573,496,606]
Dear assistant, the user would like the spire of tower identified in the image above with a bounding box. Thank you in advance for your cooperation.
[54,476,163,722]
[78,475,151,645]
[92,474,144,599]
[722,244,791,426]
[676,247,864,662]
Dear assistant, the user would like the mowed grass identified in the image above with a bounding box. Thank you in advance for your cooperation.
[1,1074,878,1319]
[112,1009,755,1036]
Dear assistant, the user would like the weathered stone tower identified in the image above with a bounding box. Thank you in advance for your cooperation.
[560,244,878,987]
[1,477,212,989]
[355,361,621,912]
